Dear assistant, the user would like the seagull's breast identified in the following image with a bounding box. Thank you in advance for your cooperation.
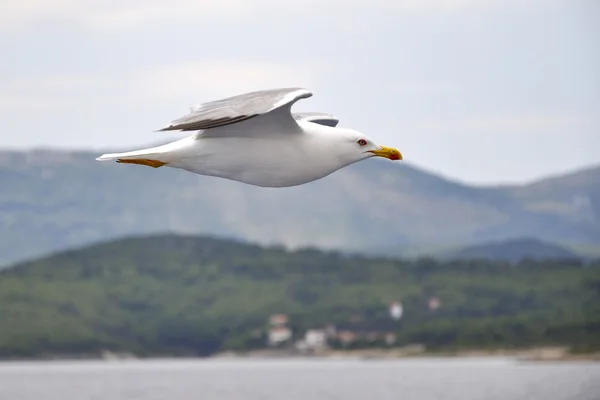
[169,130,349,187]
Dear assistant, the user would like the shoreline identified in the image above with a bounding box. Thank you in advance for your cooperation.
[214,346,600,363]
[2,346,599,364]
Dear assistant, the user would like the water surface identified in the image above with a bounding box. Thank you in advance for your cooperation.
[0,357,598,400]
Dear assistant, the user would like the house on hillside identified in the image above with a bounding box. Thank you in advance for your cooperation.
[269,313,289,326]
[389,301,403,320]
[428,297,441,311]
[267,313,292,346]
[336,330,358,347]
[295,329,329,353]
[333,327,398,348]
[305,329,327,350]
[268,326,292,346]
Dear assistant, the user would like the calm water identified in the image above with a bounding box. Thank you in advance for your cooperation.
[0,357,598,400]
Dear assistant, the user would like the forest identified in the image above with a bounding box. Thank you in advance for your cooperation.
[0,234,598,358]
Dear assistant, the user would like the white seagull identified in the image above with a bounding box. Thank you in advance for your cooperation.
[96,88,402,188]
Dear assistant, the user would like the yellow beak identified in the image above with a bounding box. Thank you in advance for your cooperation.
[368,145,402,161]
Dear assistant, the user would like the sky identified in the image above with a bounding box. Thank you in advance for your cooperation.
[0,0,598,185]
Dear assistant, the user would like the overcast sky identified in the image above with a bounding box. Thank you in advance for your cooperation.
[0,0,598,184]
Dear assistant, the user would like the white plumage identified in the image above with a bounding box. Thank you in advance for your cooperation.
[96,88,402,187]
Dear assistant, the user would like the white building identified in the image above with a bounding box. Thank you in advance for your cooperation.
[268,326,292,346]
[304,330,327,350]
[389,301,403,320]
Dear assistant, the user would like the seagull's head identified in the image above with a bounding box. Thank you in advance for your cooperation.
[329,129,403,165]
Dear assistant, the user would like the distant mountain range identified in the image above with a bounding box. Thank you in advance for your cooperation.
[444,237,582,263]
[0,149,598,266]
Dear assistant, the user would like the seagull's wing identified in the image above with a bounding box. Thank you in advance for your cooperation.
[158,88,312,132]
[293,112,339,127]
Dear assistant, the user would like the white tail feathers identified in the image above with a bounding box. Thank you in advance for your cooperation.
[96,153,120,161]
[96,136,194,163]
[96,147,163,162]
[95,147,168,168]
[95,136,196,168]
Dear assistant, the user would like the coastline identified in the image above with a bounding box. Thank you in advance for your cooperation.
[4,346,598,364]
[212,346,600,363]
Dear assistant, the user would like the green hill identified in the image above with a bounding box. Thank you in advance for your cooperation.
[0,234,598,358]
[0,149,599,266]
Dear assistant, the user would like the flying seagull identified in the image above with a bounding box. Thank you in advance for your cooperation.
[96,88,402,187]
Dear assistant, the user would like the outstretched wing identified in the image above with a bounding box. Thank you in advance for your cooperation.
[293,112,339,127]
[158,88,312,132]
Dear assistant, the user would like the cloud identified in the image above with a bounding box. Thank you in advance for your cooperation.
[0,75,108,111]
[133,60,330,101]
[0,59,327,114]
[6,76,101,92]
[410,112,595,136]
[0,0,539,31]
[0,96,56,111]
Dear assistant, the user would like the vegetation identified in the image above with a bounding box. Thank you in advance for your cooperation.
[0,234,598,358]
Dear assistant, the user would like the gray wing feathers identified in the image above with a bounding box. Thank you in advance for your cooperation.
[293,112,339,127]
[159,88,312,132]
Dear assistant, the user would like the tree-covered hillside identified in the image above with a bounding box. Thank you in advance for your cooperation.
[0,234,598,358]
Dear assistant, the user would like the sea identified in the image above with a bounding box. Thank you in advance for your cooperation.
[0,357,598,400]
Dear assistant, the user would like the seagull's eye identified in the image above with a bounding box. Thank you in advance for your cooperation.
[357,139,367,146]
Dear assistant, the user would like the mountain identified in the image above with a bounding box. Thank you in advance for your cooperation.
[0,149,599,266]
[1,234,598,358]
[446,238,582,263]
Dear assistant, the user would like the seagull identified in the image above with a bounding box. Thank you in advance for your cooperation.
[96,88,402,188]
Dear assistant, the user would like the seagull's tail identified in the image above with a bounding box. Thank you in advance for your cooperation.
[96,136,195,168]
[96,146,170,168]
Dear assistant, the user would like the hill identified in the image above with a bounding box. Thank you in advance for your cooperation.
[0,234,598,358]
[0,149,599,266]
[446,238,582,263]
